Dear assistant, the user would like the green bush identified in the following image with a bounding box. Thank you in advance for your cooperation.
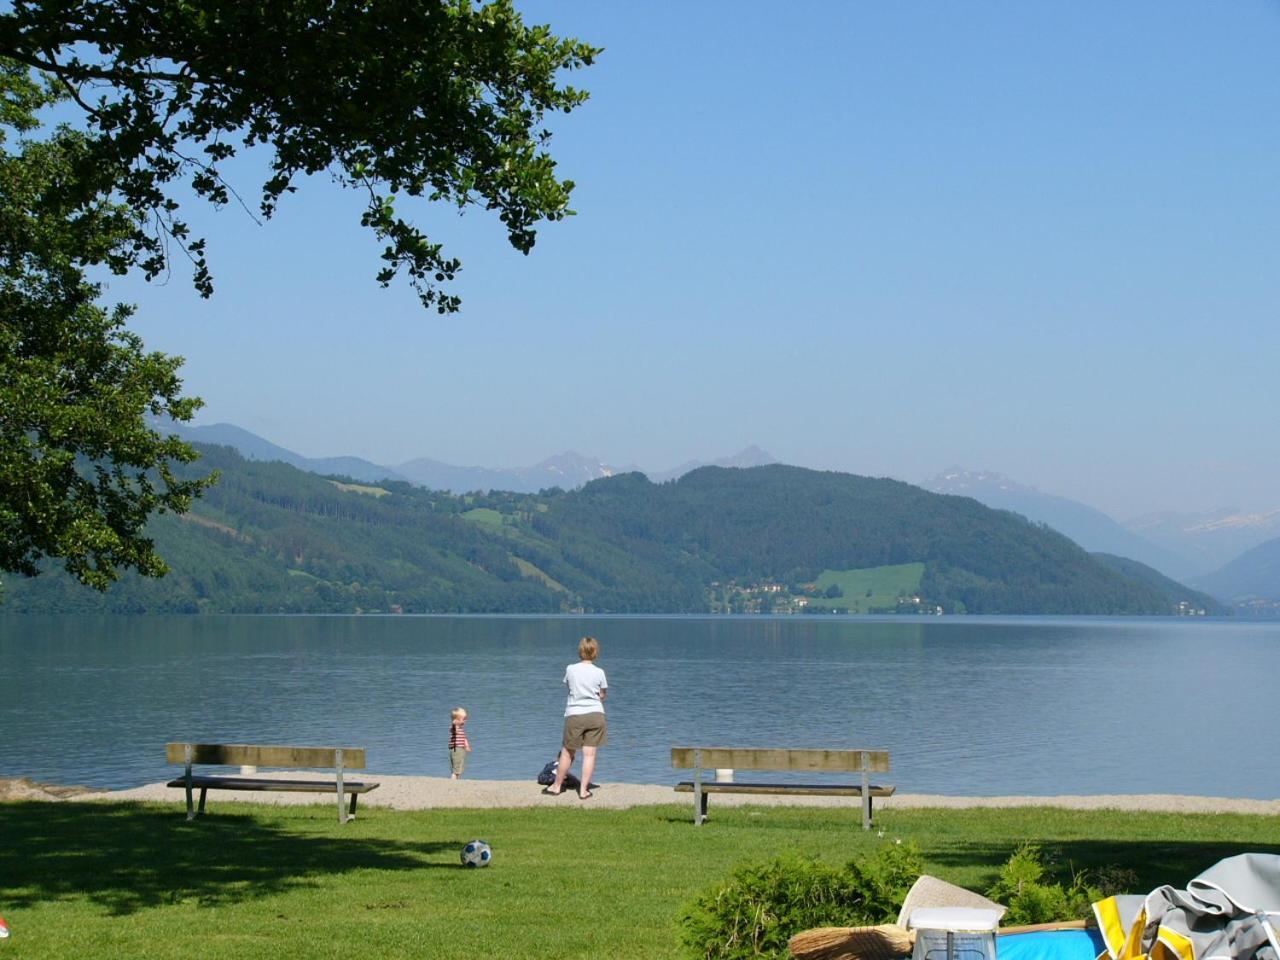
[985,843,1136,925]
[679,842,923,960]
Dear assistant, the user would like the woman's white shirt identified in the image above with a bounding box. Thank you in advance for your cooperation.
[563,661,607,716]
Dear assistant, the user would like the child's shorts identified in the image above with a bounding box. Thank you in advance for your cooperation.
[449,747,467,776]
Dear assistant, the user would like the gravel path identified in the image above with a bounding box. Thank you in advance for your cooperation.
[7,775,1275,815]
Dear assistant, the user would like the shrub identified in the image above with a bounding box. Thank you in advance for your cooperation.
[679,842,923,960]
[985,843,1136,925]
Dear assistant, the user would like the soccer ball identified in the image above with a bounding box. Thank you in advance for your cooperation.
[460,839,492,868]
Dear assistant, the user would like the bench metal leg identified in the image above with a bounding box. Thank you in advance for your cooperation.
[183,746,197,820]
[349,792,359,819]
[861,761,872,830]
[198,787,208,816]
[336,748,350,823]
[692,752,706,825]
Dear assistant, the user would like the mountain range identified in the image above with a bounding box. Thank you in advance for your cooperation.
[0,446,1221,617]
[155,424,1278,607]
[165,422,776,494]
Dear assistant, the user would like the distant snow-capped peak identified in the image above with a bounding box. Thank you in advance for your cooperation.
[1187,508,1280,533]
[534,451,616,480]
[926,468,1036,495]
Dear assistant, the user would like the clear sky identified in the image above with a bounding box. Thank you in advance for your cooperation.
[109,1,1280,520]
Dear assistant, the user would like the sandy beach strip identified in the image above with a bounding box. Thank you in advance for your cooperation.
[7,775,1274,815]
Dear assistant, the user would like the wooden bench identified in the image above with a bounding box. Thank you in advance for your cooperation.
[166,742,380,824]
[672,747,893,829]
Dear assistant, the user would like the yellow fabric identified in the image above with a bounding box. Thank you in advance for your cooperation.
[1155,926,1195,960]
[1091,897,1197,960]
[1094,896,1133,959]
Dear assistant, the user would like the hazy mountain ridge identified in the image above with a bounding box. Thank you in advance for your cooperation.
[164,421,775,493]
[646,445,777,483]
[1124,508,1280,577]
[2,449,1215,616]
[166,422,415,485]
[394,450,617,493]
[922,468,1194,579]
[1192,536,1280,608]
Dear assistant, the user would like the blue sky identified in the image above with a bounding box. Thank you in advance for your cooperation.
[109,1,1280,519]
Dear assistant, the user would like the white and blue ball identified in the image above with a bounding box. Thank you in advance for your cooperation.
[460,839,492,868]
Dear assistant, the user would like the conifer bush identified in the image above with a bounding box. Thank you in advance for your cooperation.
[678,842,923,960]
[984,843,1136,925]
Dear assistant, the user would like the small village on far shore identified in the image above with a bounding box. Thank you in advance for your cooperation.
[709,581,1212,617]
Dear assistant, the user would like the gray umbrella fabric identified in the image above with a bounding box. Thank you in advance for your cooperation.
[1094,855,1280,960]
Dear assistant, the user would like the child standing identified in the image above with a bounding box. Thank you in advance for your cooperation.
[448,707,471,779]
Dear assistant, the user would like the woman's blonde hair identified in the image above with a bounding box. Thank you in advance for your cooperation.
[578,636,599,661]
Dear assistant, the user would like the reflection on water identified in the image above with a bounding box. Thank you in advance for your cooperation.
[1,615,1276,796]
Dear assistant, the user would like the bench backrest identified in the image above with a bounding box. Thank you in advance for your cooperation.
[671,747,889,773]
[166,743,366,770]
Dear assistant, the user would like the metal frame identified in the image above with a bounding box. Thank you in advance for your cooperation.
[173,742,362,824]
[673,746,888,829]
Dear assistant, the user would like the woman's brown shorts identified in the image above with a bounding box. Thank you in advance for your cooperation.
[562,712,607,750]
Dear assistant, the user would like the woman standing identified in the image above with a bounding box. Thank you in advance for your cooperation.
[544,636,607,800]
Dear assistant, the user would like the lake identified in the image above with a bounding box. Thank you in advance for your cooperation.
[1,615,1276,797]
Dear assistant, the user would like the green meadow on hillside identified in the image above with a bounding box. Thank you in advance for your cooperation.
[2,799,1278,959]
[808,563,926,612]
[461,507,508,527]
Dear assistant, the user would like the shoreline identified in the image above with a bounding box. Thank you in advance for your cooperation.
[4,775,1279,814]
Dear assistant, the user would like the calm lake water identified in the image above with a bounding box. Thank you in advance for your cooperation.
[1,615,1276,797]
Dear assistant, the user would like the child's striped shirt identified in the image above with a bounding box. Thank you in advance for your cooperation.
[449,721,470,750]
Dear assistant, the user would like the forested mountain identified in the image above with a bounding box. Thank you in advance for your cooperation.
[0,448,1211,615]
[545,466,1196,615]
[1091,553,1224,615]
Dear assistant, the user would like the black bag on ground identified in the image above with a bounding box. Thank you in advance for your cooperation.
[536,758,580,790]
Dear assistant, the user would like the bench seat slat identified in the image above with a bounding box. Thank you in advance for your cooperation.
[165,776,380,794]
[671,747,889,773]
[674,780,894,798]
[165,743,365,769]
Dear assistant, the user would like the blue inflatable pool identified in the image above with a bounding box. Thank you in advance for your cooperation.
[999,929,1106,960]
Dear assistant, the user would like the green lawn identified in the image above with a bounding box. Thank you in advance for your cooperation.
[2,799,1278,959]
[808,563,926,612]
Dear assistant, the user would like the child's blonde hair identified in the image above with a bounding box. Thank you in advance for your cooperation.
[451,706,467,721]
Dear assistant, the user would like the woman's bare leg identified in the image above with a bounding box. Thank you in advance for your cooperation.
[549,746,574,794]
[579,745,598,797]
